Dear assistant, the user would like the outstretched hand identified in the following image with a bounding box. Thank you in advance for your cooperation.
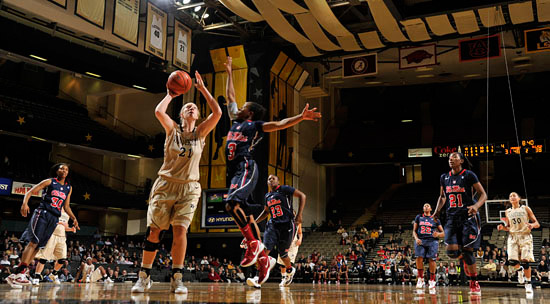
[224,56,232,74]
[301,103,322,121]
[194,71,206,91]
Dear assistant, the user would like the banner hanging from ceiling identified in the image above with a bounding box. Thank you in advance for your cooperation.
[145,2,168,60]
[113,0,140,45]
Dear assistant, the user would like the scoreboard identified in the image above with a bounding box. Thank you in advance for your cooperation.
[463,139,546,157]
[201,188,237,229]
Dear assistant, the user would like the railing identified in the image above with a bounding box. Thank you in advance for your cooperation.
[57,154,144,194]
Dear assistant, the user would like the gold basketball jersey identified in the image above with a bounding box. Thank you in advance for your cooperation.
[506,205,530,234]
[157,124,205,183]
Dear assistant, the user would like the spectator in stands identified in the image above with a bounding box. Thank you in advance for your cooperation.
[200,256,209,266]
[498,261,508,281]
[349,251,357,264]
[328,261,339,284]
[543,239,549,248]
[208,268,222,282]
[402,262,413,285]
[436,262,448,286]
[0,254,9,266]
[448,262,458,285]
[366,262,376,283]
[476,248,484,259]
[314,261,327,284]
[59,268,74,282]
[340,261,349,284]
[378,226,383,237]
[371,230,379,240]
[537,260,549,282]
[483,260,498,280]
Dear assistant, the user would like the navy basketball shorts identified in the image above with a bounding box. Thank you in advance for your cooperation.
[225,158,258,208]
[415,240,439,259]
[20,208,59,248]
[444,212,481,249]
[263,221,295,258]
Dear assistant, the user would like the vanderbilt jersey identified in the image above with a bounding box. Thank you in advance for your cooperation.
[506,206,530,234]
[158,124,205,183]
[53,212,70,237]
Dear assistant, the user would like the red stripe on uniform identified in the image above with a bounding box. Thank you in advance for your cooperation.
[241,161,249,188]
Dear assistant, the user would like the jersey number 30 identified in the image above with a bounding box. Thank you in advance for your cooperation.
[270,205,283,218]
[449,194,463,208]
[50,197,64,211]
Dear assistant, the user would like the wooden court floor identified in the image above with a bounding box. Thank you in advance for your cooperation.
[0,282,548,303]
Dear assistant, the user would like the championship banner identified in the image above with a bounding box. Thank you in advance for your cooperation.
[342,53,377,78]
[11,181,43,198]
[113,0,140,45]
[399,44,437,69]
[459,34,501,62]
[524,27,550,54]
[173,19,192,71]
[0,178,12,196]
[48,0,66,9]
[75,0,105,28]
[145,2,168,60]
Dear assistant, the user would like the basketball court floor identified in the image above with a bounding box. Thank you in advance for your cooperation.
[0,282,547,303]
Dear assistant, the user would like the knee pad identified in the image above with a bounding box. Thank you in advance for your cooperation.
[143,240,160,252]
[39,259,48,265]
[462,250,476,265]
[57,259,67,265]
[446,250,461,259]
[521,262,531,270]
[509,260,520,266]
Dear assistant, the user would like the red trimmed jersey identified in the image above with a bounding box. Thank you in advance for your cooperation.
[440,169,480,216]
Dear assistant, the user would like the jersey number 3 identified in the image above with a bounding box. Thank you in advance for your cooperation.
[227,143,236,161]
[449,194,463,208]
[270,205,283,218]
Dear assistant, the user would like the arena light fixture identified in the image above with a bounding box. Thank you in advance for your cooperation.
[133,85,147,90]
[204,13,210,18]
[31,136,47,142]
[464,74,481,78]
[29,54,47,62]
[401,119,413,123]
[366,81,382,84]
[85,72,101,78]
[416,74,434,78]
[182,0,191,4]
[194,5,201,12]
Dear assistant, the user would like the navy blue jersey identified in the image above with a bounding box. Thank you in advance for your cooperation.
[265,185,295,224]
[39,178,71,217]
[414,214,440,241]
[440,169,480,216]
[226,120,264,166]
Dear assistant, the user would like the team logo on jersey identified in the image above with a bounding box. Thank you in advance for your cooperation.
[267,199,281,207]
[469,234,477,240]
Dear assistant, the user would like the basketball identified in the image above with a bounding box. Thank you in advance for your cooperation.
[167,70,192,96]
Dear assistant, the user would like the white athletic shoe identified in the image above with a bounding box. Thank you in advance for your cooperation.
[85,275,91,283]
[428,280,436,290]
[283,267,296,287]
[54,276,61,285]
[31,278,40,286]
[104,277,114,284]
[416,278,425,289]
[6,274,31,288]
[170,272,188,294]
[518,267,525,284]
[247,276,261,289]
[525,283,533,293]
[279,273,287,287]
[131,271,152,293]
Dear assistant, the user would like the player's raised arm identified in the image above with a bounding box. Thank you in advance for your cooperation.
[224,56,238,121]
[526,206,540,230]
[195,71,222,138]
[262,103,321,133]
[293,189,307,225]
[21,178,51,217]
[155,91,178,134]
[433,186,446,218]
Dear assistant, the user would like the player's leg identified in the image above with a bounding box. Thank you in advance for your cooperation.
[427,241,438,289]
[414,239,426,288]
[256,223,277,285]
[520,234,535,292]
[462,214,482,294]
